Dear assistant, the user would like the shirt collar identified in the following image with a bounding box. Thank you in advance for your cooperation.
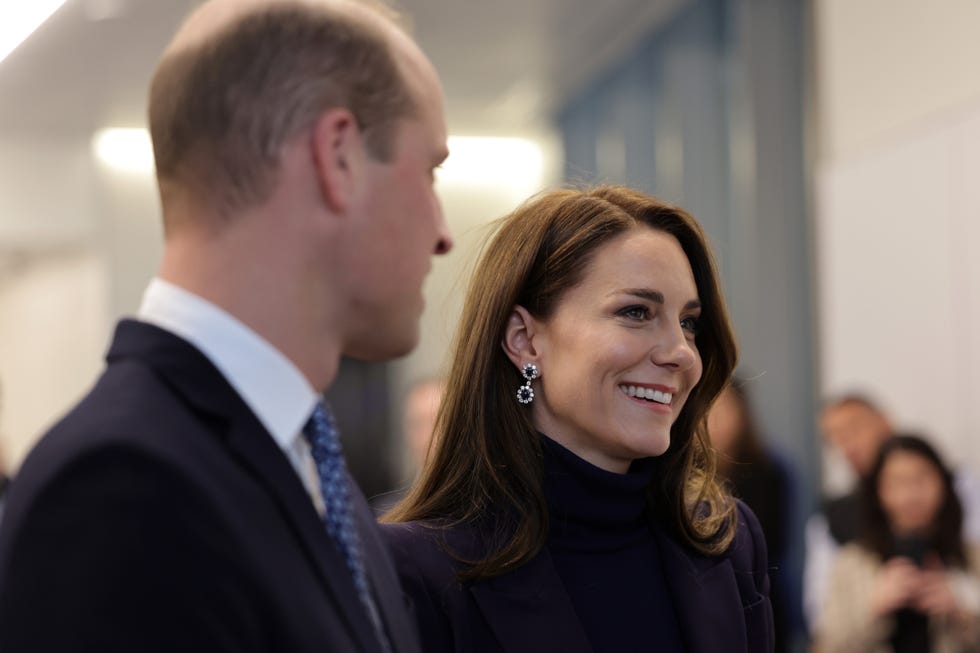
[137,278,318,452]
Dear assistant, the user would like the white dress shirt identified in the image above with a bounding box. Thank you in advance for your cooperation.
[138,278,325,513]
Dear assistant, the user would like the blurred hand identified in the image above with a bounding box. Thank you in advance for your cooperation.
[914,572,959,617]
[871,557,921,617]
[913,558,960,618]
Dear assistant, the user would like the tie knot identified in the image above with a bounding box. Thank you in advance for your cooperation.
[303,400,341,457]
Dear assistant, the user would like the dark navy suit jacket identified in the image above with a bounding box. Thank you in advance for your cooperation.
[0,320,420,653]
[381,501,773,652]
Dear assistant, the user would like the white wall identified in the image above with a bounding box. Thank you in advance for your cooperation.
[0,252,108,468]
[0,139,105,468]
[815,0,980,474]
[815,0,980,163]
[0,138,97,247]
[0,136,162,471]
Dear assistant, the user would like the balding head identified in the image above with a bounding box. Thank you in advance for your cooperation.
[820,394,894,477]
[166,0,397,55]
[149,0,419,224]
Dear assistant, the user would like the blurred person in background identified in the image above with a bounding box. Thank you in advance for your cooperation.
[815,435,980,653]
[0,381,8,523]
[403,377,445,471]
[0,460,6,526]
[372,377,445,514]
[805,396,980,633]
[0,449,7,518]
[0,449,7,498]
[0,0,452,650]
[381,186,773,652]
[821,396,895,539]
[805,395,902,631]
[707,378,799,652]
[0,456,7,527]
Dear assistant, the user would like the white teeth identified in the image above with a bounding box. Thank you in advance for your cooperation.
[618,385,673,404]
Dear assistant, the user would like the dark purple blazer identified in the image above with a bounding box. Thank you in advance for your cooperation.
[0,320,420,653]
[381,501,773,652]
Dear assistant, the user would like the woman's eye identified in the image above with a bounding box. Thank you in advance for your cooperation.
[618,305,650,321]
[680,316,701,335]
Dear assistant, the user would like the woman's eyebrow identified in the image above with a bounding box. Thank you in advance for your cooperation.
[613,288,701,311]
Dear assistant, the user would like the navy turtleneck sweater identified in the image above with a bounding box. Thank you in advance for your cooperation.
[542,435,686,653]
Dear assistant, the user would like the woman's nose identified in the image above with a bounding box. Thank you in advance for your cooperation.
[650,325,697,370]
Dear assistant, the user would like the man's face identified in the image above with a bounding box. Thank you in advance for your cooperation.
[820,401,891,477]
[342,47,452,361]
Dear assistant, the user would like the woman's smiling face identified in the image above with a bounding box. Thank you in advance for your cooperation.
[522,226,704,473]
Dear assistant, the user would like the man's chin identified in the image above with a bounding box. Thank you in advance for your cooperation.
[344,327,419,363]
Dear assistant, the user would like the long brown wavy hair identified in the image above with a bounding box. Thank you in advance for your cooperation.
[384,186,739,581]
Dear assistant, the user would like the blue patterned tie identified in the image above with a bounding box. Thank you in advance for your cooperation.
[303,401,391,652]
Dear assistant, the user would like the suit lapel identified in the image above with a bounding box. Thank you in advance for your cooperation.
[109,320,381,653]
[470,548,592,653]
[653,527,746,653]
[220,411,382,653]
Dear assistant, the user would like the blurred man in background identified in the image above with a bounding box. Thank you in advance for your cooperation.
[804,396,891,631]
[402,377,445,471]
[0,449,8,525]
[0,381,8,523]
[0,1,452,651]
[372,377,445,515]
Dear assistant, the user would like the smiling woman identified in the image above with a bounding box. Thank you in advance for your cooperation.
[381,185,774,653]
[507,226,704,470]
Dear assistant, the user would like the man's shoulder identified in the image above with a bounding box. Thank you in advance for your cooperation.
[25,357,199,476]
[7,330,239,534]
[821,490,862,544]
[5,373,217,529]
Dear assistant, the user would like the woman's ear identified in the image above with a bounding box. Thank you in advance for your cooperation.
[501,305,541,370]
[310,108,366,213]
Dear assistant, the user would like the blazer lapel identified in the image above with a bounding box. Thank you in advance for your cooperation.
[654,527,746,653]
[470,548,592,653]
[109,320,381,653]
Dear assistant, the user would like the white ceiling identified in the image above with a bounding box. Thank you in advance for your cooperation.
[0,0,685,140]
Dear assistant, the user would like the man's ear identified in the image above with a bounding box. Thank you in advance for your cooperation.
[501,305,542,371]
[310,108,366,213]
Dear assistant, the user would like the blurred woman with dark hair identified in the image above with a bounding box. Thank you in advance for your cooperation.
[381,186,773,652]
[816,435,980,653]
[707,379,798,652]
